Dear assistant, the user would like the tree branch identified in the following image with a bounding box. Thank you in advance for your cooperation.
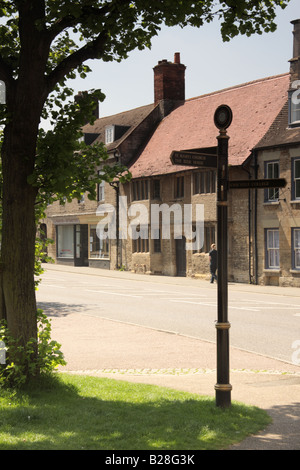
[47,3,113,40]
[45,30,108,95]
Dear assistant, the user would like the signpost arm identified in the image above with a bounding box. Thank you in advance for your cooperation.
[215,127,232,408]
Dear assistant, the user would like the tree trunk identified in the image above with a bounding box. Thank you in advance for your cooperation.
[0,2,51,376]
[0,77,43,371]
[1,121,39,355]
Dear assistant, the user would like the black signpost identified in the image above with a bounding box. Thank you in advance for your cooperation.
[214,105,232,408]
[229,178,286,190]
[170,150,217,168]
[170,104,287,408]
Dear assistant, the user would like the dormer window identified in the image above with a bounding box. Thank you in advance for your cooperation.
[289,81,300,127]
[105,125,115,144]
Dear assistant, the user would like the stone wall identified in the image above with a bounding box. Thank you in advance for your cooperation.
[44,164,262,285]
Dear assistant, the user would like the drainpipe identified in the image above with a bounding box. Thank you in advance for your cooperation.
[241,164,253,284]
[116,183,120,269]
[248,187,252,283]
[244,152,259,284]
[109,181,119,269]
[253,150,259,285]
[110,149,121,270]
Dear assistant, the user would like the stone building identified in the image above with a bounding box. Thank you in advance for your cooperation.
[45,20,300,286]
[249,19,300,287]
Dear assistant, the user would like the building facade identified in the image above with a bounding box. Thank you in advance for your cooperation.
[250,20,300,286]
[45,20,300,287]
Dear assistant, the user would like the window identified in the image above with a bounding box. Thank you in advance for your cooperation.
[265,161,279,201]
[288,86,300,127]
[193,171,216,194]
[193,224,215,253]
[153,228,161,253]
[204,225,215,253]
[292,228,300,269]
[175,176,184,198]
[265,229,279,269]
[57,225,74,258]
[105,125,114,144]
[132,225,149,253]
[132,180,149,201]
[152,179,161,199]
[97,172,105,202]
[89,224,109,258]
[292,158,300,200]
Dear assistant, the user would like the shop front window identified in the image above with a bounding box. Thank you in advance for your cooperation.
[89,224,109,258]
[57,225,74,258]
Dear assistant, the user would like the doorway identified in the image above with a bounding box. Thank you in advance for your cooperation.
[74,224,89,266]
[175,237,186,276]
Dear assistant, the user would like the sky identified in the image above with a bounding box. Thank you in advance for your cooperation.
[68,0,300,119]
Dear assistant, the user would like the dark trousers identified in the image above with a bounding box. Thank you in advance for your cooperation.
[210,267,217,283]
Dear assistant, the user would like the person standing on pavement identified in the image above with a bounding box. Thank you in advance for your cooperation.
[209,243,217,283]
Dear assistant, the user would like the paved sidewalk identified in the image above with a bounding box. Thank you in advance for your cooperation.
[43,264,300,450]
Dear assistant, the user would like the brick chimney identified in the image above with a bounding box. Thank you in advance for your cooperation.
[153,53,186,111]
[290,19,300,83]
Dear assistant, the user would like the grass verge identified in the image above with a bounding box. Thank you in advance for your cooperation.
[0,373,271,450]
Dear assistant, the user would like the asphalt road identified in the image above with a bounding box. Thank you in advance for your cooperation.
[36,264,300,366]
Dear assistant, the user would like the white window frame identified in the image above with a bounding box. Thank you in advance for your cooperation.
[293,228,300,270]
[265,161,279,202]
[105,125,115,144]
[266,229,280,269]
[289,86,300,127]
[98,171,105,202]
[294,159,300,200]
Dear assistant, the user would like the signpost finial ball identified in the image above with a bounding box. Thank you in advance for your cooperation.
[214,105,233,130]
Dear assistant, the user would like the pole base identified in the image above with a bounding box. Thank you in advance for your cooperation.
[215,383,232,408]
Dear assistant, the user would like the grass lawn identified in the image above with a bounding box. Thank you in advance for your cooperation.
[0,373,271,450]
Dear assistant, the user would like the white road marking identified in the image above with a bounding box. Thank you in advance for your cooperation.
[85,289,142,298]
[170,299,259,311]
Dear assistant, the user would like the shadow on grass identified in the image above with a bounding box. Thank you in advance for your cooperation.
[0,374,271,451]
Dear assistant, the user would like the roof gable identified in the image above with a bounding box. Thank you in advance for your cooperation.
[82,103,155,149]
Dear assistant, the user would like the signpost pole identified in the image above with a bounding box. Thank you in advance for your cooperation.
[214,105,232,408]
[215,128,232,407]
[169,105,286,409]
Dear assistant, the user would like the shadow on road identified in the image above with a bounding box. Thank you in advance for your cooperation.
[37,301,88,317]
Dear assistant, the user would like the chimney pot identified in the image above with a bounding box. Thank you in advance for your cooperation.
[174,52,180,64]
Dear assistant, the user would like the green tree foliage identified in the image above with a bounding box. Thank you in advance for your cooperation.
[34,89,130,206]
[0,310,66,388]
[0,0,290,385]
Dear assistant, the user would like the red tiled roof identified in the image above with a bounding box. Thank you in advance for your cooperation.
[129,73,290,178]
